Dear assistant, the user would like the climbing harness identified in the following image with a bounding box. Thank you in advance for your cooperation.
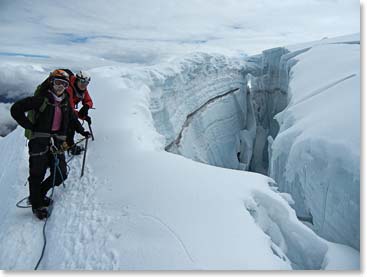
[16,137,87,208]
[29,147,50,157]
[30,132,67,141]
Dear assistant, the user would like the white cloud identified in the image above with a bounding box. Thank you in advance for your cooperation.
[0,103,17,136]
[0,63,47,100]
[0,0,360,61]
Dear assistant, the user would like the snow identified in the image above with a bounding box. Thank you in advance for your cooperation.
[322,242,360,270]
[0,42,360,269]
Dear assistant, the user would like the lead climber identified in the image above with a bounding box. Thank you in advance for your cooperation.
[10,69,90,220]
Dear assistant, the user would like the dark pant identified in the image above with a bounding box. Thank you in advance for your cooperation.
[28,139,67,209]
[66,126,76,146]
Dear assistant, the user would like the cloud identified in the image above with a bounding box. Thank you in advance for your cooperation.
[0,0,360,60]
[0,103,17,136]
[0,63,47,101]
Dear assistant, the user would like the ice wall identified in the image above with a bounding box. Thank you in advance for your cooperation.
[150,53,257,170]
[269,41,360,250]
[149,35,360,251]
[246,48,290,174]
[136,49,294,174]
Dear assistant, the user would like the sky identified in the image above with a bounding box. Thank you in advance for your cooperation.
[0,0,360,65]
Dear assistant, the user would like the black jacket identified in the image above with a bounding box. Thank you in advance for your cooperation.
[11,89,84,138]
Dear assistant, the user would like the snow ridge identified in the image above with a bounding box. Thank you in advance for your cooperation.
[0,137,118,270]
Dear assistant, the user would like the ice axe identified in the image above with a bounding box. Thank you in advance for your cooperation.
[84,107,95,141]
[80,137,89,178]
[87,121,95,141]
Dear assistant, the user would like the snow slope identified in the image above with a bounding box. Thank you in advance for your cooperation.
[0,46,360,269]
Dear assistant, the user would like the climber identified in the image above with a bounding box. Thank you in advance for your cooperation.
[65,70,94,155]
[10,69,90,219]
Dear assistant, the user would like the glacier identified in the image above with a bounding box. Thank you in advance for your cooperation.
[145,35,360,251]
[0,34,360,270]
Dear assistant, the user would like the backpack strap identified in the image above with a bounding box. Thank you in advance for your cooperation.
[24,97,51,140]
[39,97,50,112]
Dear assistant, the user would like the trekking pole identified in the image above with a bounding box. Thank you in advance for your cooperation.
[87,122,95,141]
[80,137,89,178]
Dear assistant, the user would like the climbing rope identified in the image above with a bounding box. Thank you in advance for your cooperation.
[34,136,89,269]
[14,136,89,269]
[16,138,86,205]
[15,196,31,208]
[34,152,64,270]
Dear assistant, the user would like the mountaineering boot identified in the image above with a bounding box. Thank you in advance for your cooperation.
[28,196,53,207]
[32,206,49,220]
[69,145,83,155]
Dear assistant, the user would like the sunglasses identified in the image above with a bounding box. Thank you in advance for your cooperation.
[78,78,90,85]
[53,78,69,88]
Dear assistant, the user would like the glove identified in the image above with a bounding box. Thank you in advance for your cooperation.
[85,115,92,125]
[78,105,89,118]
[81,131,91,138]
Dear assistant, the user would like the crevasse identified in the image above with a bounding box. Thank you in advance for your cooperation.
[148,41,359,251]
[149,48,298,174]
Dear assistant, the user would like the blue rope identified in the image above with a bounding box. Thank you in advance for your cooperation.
[18,138,85,196]
[34,153,64,270]
[15,197,30,208]
[31,137,87,269]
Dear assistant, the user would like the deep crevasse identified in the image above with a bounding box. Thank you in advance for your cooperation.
[149,53,256,170]
[147,35,360,251]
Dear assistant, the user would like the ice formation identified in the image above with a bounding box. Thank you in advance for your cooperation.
[148,35,360,250]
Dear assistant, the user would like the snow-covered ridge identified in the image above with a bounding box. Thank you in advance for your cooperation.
[1,126,357,269]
